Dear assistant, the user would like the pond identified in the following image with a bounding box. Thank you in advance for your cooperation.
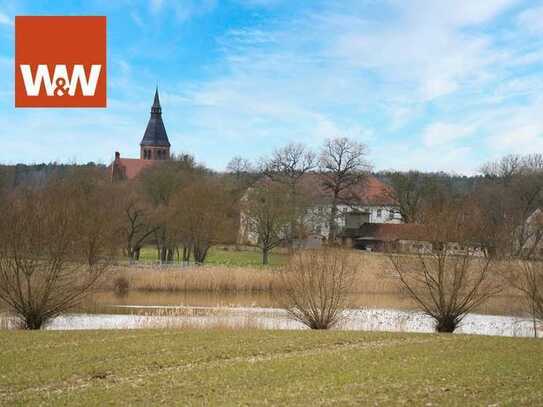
[30,291,536,337]
[1,291,538,337]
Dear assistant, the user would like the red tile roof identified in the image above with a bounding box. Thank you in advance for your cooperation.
[108,157,159,180]
[298,173,397,206]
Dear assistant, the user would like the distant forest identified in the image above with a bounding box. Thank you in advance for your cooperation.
[0,162,107,190]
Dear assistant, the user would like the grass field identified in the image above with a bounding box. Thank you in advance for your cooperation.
[138,246,288,267]
[1,330,542,406]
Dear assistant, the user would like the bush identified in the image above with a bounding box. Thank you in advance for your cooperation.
[278,248,357,329]
[113,276,130,297]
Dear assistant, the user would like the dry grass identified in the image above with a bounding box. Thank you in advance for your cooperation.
[104,252,401,294]
[101,252,528,300]
[109,266,278,293]
[0,313,9,330]
[133,307,274,330]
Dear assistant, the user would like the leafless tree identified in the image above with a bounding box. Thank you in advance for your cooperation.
[170,177,234,263]
[319,137,372,243]
[388,203,501,332]
[226,156,254,178]
[261,143,316,246]
[139,154,209,262]
[381,171,444,223]
[0,178,118,329]
[478,153,543,258]
[242,182,296,264]
[261,143,316,187]
[504,261,543,337]
[120,185,157,260]
[279,248,357,329]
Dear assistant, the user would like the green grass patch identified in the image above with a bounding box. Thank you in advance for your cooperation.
[138,246,288,267]
[1,329,542,405]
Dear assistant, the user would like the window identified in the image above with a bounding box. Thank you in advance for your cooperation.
[377,209,382,217]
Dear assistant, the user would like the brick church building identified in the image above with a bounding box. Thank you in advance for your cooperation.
[110,89,171,180]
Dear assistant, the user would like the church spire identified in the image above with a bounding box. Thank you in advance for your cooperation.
[151,87,161,114]
[140,88,171,160]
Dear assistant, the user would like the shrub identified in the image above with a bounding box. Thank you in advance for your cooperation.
[278,248,357,329]
[113,276,130,297]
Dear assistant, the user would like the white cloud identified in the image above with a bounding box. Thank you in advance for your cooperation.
[0,12,13,26]
[148,0,217,21]
[517,5,543,34]
[422,122,475,147]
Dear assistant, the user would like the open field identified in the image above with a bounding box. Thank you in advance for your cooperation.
[1,330,542,406]
[137,246,288,267]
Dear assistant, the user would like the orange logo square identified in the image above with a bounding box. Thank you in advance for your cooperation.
[15,16,107,108]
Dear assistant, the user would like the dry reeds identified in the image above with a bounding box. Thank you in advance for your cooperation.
[104,251,402,295]
[109,266,279,293]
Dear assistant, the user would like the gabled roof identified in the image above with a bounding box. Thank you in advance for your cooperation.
[250,173,397,206]
[299,173,397,206]
[140,88,171,148]
[109,158,158,180]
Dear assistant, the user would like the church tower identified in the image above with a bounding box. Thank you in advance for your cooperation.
[140,88,171,160]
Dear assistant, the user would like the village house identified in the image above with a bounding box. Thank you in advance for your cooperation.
[239,174,403,247]
[110,88,171,181]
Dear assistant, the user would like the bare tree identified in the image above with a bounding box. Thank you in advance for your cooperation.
[504,261,543,337]
[389,203,501,332]
[479,153,543,258]
[279,248,357,329]
[226,156,254,179]
[261,143,316,187]
[382,171,442,223]
[261,143,316,246]
[242,182,296,265]
[139,154,209,262]
[0,178,118,329]
[319,137,371,243]
[120,185,157,261]
[170,177,234,263]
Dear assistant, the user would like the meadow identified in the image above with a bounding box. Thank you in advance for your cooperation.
[1,329,542,406]
[137,245,289,267]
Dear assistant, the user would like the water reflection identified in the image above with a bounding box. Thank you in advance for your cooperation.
[82,290,527,317]
[2,290,536,337]
[46,307,538,338]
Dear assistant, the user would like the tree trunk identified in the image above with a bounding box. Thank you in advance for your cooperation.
[193,244,209,264]
[328,195,338,244]
[182,246,191,263]
[262,247,269,265]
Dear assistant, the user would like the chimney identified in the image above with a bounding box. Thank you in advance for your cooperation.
[115,151,120,160]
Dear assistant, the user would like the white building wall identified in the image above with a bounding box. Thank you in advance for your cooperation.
[240,203,402,245]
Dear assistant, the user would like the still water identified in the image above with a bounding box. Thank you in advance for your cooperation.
[37,291,537,337]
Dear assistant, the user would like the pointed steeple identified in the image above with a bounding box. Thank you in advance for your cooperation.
[151,87,161,114]
[140,88,171,160]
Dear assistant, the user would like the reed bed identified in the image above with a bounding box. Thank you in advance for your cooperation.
[102,251,526,297]
[104,252,402,294]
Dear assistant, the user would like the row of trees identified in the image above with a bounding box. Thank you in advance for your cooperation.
[121,155,236,264]
[383,153,543,259]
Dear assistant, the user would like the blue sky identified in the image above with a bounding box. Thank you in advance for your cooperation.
[1,0,542,174]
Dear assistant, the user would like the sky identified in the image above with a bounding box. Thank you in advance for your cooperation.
[0,0,542,174]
